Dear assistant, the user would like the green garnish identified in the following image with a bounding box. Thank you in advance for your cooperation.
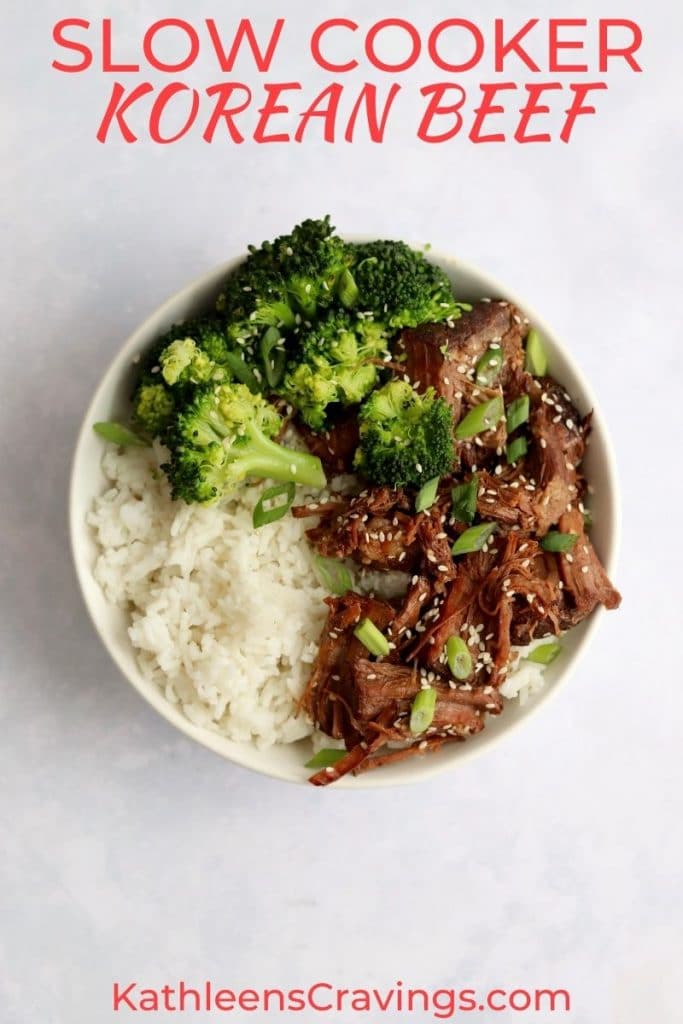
[252,482,296,528]
[506,436,528,465]
[409,687,437,734]
[93,422,148,447]
[313,556,353,596]
[337,267,359,309]
[452,522,497,556]
[259,326,286,389]
[526,639,562,664]
[446,636,473,680]
[451,476,479,524]
[416,476,440,513]
[222,351,262,393]
[474,346,503,386]
[354,617,390,657]
[524,329,547,376]
[583,508,593,529]
[454,396,504,440]
[305,748,347,769]
[506,395,530,433]
[540,531,578,553]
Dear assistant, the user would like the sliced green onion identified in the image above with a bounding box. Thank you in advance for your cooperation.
[506,436,528,465]
[582,508,593,529]
[416,476,440,513]
[540,531,578,553]
[313,555,353,596]
[259,326,286,389]
[353,617,390,657]
[452,522,497,556]
[506,395,530,433]
[337,268,359,309]
[305,748,347,769]
[446,636,473,680]
[409,687,437,734]
[451,475,479,524]
[524,329,547,376]
[93,421,148,447]
[455,396,504,440]
[252,482,296,528]
[475,346,503,386]
[223,350,262,393]
[526,639,562,664]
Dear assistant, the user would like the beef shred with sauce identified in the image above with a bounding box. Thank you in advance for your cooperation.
[294,300,621,785]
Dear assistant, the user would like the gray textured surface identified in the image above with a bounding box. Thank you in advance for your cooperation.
[1,2,681,1021]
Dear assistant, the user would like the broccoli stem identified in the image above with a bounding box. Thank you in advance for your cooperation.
[236,424,327,488]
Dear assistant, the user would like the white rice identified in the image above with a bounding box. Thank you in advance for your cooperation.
[88,442,326,747]
[501,639,554,705]
[88,444,550,749]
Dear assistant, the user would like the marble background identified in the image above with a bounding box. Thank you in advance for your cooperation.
[1,2,681,1021]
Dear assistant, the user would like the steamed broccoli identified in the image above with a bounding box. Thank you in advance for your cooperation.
[133,312,267,438]
[160,314,268,391]
[159,337,228,387]
[247,216,350,319]
[354,380,455,487]
[132,382,175,437]
[164,382,326,505]
[217,264,296,339]
[215,217,350,358]
[281,311,391,429]
[341,240,468,328]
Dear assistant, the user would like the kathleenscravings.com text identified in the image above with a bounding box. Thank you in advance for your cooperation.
[112,980,571,1016]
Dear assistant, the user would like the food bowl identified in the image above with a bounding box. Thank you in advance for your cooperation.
[69,243,620,787]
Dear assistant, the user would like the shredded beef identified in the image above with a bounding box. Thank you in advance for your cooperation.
[301,307,621,784]
[556,507,621,623]
[296,414,360,474]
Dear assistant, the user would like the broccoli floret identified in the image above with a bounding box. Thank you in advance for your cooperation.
[281,311,391,430]
[164,383,326,505]
[132,382,175,437]
[146,316,232,365]
[217,264,297,338]
[261,216,350,318]
[216,217,349,343]
[354,380,455,487]
[342,240,468,328]
[160,337,228,387]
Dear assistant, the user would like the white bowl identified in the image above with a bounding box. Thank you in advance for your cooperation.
[69,245,620,787]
